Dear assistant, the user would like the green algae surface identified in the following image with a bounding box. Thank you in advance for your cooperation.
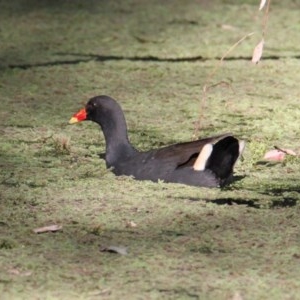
[1,0,300,299]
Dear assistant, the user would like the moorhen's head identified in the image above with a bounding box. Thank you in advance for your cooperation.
[69,95,122,126]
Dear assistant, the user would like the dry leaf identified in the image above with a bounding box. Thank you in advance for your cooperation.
[263,149,285,161]
[126,221,137,228]
[100,245,128,255]
[8,268,20,275]
[232,291,243,300]
[8,268,32,276]
[259,0,267,10]
[221,24,237,31]
[88,289,111,297]
[33,224,62,234]
[252,39,264,64]
[22,271,32,276]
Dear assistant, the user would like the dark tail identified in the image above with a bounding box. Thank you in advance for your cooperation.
[206,136,240,180]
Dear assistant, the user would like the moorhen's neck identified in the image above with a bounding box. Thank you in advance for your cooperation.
[95,104,137,168]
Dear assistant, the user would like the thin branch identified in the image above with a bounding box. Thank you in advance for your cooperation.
[194,32,255,137]
[262,0,272,37]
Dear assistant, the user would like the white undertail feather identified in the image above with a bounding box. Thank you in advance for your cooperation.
[238,140,245,156]
[233,140,245,168]
[193,143,213,171]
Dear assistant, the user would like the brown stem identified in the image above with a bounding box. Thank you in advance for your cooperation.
[194,32,254,138]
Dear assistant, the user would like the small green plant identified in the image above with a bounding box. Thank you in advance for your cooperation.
[0,239,16,249]
[52,135,71,155]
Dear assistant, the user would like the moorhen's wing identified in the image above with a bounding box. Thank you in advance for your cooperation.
[152,133,233,168]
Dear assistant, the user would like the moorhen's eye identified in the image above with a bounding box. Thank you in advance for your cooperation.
[86,103,96,113]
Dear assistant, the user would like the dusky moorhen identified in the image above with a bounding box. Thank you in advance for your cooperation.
[69,95,244,187]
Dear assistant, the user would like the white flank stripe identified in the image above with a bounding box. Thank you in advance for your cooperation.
[193,144,213,171]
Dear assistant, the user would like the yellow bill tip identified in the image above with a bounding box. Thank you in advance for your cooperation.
[69,117,79,124]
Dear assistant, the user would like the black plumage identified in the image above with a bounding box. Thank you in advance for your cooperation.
[69,95,243,187]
